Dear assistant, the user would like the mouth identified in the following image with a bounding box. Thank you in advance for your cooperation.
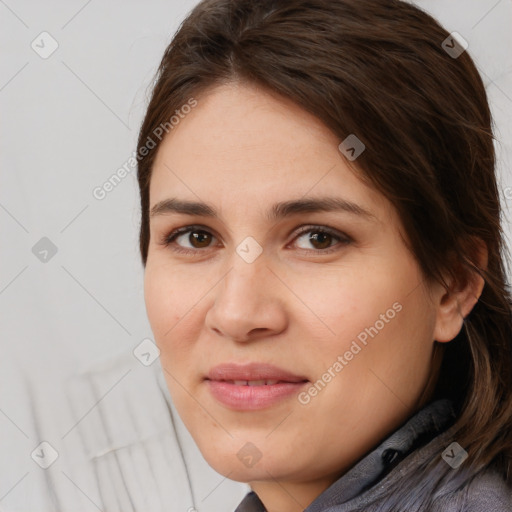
[206,362,308,383]
[205,362,309,410]
[214,379,297,386]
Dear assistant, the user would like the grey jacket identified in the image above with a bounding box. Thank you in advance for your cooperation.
[234,399,512,511]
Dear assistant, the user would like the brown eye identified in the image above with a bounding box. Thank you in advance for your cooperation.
[307,231,333,250]
[162,224,351,256]
[293,226,350,253]
[163,227,216,252]
[188,230,213,248]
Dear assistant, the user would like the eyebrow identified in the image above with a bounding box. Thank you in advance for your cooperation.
[150,196,377,222]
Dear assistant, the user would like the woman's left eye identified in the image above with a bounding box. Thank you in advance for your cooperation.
[160,224,351,255]
[293,226,351,252]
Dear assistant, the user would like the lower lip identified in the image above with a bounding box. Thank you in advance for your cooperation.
[206,380,308,410]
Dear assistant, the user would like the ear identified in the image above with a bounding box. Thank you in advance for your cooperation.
[433,237,488,343]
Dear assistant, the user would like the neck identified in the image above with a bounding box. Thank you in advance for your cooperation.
[249,471,343,512]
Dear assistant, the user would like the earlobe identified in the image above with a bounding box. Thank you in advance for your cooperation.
[433,238,488,343]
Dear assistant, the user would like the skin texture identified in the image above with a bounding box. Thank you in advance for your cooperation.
[144,82,486,512]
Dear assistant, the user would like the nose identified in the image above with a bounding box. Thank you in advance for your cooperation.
[204,250,288,343]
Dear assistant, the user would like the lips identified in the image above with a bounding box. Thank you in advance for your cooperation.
[206,362,308,383]
[205,363,309,410]
[227,379,280,386]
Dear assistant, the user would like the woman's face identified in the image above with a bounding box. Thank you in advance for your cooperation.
[144,82,442,493]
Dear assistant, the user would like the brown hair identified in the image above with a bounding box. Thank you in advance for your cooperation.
[136,0,512,504]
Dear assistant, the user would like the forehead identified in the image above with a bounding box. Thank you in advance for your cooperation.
[149,82,391,221]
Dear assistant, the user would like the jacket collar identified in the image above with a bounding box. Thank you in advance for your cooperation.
[235,399,457,512]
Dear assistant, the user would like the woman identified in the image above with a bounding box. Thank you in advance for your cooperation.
[136,0,512,510]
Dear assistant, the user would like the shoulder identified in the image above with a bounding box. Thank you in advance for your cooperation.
[431,467,512,512]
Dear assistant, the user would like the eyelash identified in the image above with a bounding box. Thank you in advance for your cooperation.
[159,224,352,256]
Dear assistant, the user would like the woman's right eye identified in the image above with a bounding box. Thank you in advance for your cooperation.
[161,226,217,255]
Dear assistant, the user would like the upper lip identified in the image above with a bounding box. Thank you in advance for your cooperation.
[206,362,308,382]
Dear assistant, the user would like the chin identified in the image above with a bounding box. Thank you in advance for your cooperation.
[195,436,307,483]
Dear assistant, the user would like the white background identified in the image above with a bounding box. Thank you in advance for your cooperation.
[1,1,511,511]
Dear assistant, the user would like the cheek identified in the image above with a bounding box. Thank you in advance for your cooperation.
[298,265,403,341]
[144,262,214,378]
[144,265,192,370]
[144,261,201,334]
[314,274,434,408]
[302,256,428,372]
[144,268,173,335]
